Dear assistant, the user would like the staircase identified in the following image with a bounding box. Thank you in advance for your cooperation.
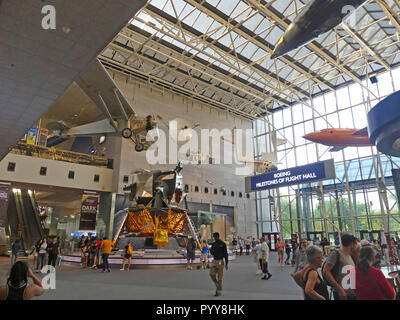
[185,213,201,249]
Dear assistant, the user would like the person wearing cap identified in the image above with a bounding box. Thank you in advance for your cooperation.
[322,233,358,300]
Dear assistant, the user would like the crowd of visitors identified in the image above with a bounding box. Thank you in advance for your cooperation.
[291,233,396,300]
[3,232,400,300]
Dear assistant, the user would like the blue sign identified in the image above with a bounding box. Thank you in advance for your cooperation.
[245,160,336,192]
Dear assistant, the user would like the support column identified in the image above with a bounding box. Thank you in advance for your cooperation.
[98,193,116,239]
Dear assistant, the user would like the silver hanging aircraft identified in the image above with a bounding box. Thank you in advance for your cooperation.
[46,59,158,152]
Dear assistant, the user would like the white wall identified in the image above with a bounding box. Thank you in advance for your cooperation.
[108,71,257,237]
[0,153,113,192]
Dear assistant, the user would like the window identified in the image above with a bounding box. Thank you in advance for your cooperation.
[239,192,243,198]
[246,193,250,199]
[40,167,47,176]
[94,175,100,183]
[7,162,15,172]
[231,191,235,197]
[123,176,129,183]
[214,188,218,195]
[195,186,199,192]
[204,187,209,194]
[68,171,75,179]
[222,190,227,196]
[184,185,189,193]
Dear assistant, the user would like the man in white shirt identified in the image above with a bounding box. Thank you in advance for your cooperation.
[258,238,272,280]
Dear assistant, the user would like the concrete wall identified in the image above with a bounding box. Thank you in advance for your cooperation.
[0,153,113,192]
[107,71,257,238]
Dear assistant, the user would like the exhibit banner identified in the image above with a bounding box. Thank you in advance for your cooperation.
[0,187,9,228]
[26,127,38,145]
[78,194,99,231]
[245,159,336,192]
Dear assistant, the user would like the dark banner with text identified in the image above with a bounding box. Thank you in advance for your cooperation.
[79,194,99,231]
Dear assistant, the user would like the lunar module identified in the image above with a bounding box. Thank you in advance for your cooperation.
[112,163,200,249]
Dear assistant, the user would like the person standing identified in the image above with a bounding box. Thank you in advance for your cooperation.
[253,239,261,275]
[284,240,291,265]
[238,237,243,256]
[245,237,251,255]
[35,237,47,273]
[251,237,257,250]
[322,233,358,300]
[320,238,330,256]
[120,241,133,271]
[259,238,272,280]
[91,238,102,269]
[48,237,60,268]
[354,246,395,300]
[81,242,90,268]
[11,239,21,265]
[186,236,196,270]
[209,232,228,296]
[276,238,284,267]
[201,240,208,270]
[101,237,112,272]
[294,240,308,272]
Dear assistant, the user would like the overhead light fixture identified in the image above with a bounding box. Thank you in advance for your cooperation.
[99,136,106,145]
[28,190,33,195]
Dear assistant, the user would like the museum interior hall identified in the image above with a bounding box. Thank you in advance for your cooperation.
[1,0,400,302]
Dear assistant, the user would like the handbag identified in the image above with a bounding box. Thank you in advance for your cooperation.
[291,265,311,289]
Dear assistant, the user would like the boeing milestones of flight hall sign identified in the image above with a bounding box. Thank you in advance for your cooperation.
[245,159,336,192]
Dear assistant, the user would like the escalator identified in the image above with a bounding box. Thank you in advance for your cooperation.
[6,189,46,253]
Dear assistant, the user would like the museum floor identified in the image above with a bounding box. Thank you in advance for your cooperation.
[0,253,301,300]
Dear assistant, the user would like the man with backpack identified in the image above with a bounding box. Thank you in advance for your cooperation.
[322,233,358,300]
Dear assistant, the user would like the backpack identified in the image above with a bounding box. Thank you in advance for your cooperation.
[321,250,340,287]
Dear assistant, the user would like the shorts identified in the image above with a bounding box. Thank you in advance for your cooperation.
[125,254,132,259]
[201,253,208,261]
[187,252,195,261]
[278,250,284,257]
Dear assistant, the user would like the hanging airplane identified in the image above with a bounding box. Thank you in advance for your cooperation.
[46,59,158,152]
[270,0,368,58]
[303,127,373,152]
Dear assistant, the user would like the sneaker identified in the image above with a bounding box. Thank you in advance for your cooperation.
[214,291,220,296]
[107,269,111,272]
[261,275,267,280]
[120,268,125,271]
[267,274,272,280]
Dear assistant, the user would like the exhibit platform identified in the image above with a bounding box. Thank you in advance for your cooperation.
[61,249,236,268]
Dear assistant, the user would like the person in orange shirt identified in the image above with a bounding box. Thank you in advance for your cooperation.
[101,237,113,272]
[276,238,285,267]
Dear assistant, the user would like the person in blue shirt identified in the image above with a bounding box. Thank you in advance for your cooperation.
[201,240,209,270]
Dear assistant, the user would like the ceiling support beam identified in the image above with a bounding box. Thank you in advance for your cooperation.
[183,0,335,92]
[375,0,400,33]
[340,23,390,71]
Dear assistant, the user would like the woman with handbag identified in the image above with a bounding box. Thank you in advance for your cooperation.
[302,246,329,300]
